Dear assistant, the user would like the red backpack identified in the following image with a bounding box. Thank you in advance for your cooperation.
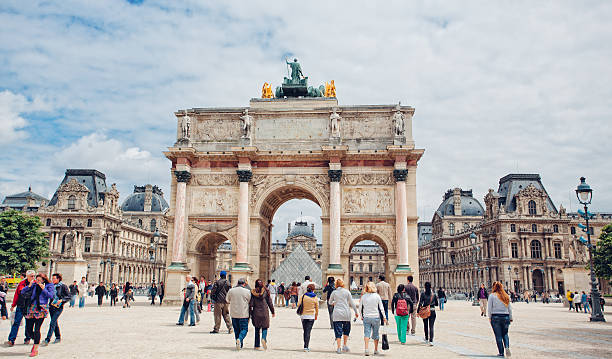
[396,298,409,316]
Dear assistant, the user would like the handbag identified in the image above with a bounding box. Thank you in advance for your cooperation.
[417,294,432,319]
[296,295,305,315]
[381,324,390,350]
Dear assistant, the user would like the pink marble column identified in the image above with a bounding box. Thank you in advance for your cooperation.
[235,170,252,268]
[394,169,410,269]
[328,170,342,269]
[170,171,191,266]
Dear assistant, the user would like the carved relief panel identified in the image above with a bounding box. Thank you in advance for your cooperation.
[190,188,239,215]
[341,116,393,140]
[193,118,241,142]
[342,187,394,215]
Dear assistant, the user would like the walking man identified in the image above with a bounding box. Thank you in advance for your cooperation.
[376,275,393,320]
[159,282,165,305]
[68,281,78,308]
[210,271,232,334]
[95,282,107,306]
[176,275,196,326]
[276,282,285,307]
[405,275,419,336]
[77,277,88,308]
[227,278,252,350]
[149,283,158,305]
[267,279,277,307]
[5,270,35,346]
[43,273,71,345]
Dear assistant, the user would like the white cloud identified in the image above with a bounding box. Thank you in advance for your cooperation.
[0,90,29,144]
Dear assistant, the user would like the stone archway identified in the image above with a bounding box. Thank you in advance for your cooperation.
[190,232,232,281]
[343,231,395,289]
[532,269,545,293]
[163,96,424,302]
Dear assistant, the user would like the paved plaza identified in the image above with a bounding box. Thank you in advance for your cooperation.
[1,299,610,358]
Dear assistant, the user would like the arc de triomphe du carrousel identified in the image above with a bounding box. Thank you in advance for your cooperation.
[163,60,424,302]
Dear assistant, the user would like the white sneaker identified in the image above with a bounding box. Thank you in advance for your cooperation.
[304,348,310,352]
[235,339,241,351]
[342,346,350,352]
[428,342,434,346]
[505,348,511,357]
[364,350,370,356]
[336,348,342,354]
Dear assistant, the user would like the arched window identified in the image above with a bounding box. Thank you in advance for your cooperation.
[84,237,91,252]
[554,242,562,259]
[87,219,92,227]
[532,224,537,233]
[66,219,72,227]
[553,224,559,233]
[46,218,51,226]
[528,200,537,215]
[449,223,455,235]
[68,195,76,210]
[150,219,157,231]
[450,241,455,248]
[510,224,516,232]
[530,240,542,259]
[138,219,143,227]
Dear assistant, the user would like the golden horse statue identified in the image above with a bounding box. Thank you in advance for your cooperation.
[261,82,274,98]
[324,80,337,97]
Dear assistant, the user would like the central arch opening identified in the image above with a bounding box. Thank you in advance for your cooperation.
[348,234,388,291]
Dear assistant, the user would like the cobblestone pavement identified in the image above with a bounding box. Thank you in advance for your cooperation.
[1,299,610,358]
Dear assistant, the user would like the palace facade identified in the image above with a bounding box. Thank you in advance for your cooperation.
[419,174,612,295]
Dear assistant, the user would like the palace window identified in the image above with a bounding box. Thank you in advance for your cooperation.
[449,223,455,235]
[66,219,72,227]
[368,277,373,282]
[511,243,519,258]
[46,218,51,226]
[553,224,559,233]
[67,195,76,210]
[528,200,537,215]
[359,277,364,285]
[510,224,516,232]
[451,254,456,264]
[532,224,537,233]
[350,264,354,272]
[530,240,542,259]
[150,219,156,231]
[87,219,92,227]
[368,263,373,272]
[450,241,455,248]
[84,237,91,253]
[554,242,562,259]
[571,226,576,235]
[138,219,143,227]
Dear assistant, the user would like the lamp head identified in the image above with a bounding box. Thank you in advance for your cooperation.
[469,232,477,244]
[153,227,160,241]
[575,177,592,205]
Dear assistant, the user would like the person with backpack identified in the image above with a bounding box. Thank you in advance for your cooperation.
[566,290,574,310]
[391,284,413,344]
[6,270,35,347]
[328,278,358,353]
[417,282,439,346]
[210,271,232,334]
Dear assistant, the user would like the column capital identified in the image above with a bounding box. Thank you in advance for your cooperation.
[174,170,191,183]
[328,169,342,182]
[393,169,408,182]
[236,170,253,182]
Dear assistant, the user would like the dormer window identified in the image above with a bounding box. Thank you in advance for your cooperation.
[528,200,537,215]
[68,195,76,210]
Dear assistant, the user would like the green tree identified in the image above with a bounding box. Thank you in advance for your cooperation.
[592,223,612,280]
[0,210,48,274]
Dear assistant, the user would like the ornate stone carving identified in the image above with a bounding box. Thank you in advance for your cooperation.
[392,104,405,137]
[343,187,394,215]
[240,109,253,140]
[341,173,394,186]
[236,170,253,182]
[328,170,342,182]
[194,174,239,186]
[190,222,236,233]
[342,117,391,139]
[190,188,238,215]
[180,115,191,140]
[393,169,408,182]
[174,170,192,183]
[341,224,395,252]
[330,108,341,138]
[58,178,89,193]
[194,118,240,141]
[249,174,330,210]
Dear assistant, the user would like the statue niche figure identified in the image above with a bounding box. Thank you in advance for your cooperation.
[65,229,82,260]
[180,115,191,139]
[330,108,341,138]
[392,104,405,137]
[240,109,253,140]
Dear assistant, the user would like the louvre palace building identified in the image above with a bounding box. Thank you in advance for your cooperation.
[2,169,169,286]
[418,174,612,295]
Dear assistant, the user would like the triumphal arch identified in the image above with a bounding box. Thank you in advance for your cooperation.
[164,61,424,301]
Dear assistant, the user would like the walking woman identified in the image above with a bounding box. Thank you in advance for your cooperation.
[290,282,299,309]
[0,276,8,320]
[109,283,118,306]
[322,277,336,329]
[159,282,165,305]
[328,278,358,353]
[20,273,54,357]
[487,281,513,357]
[359,282,387,356]
[249,279,275,350]
[417,282,439,346]
[297,283,318,352]
[391,284,413,344]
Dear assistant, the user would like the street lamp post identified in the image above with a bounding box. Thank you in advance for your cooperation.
[575,177,605,322]
[425,258,431,283]
[106,259,115,285]
[149,227,160,284]
[507,266,512,293]
[470,232,480,306]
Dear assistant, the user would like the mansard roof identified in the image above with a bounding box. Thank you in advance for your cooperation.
[48,169,108,208]
[496,174,557,213]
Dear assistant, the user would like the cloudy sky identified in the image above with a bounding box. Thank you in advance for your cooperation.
[1,1,611,243]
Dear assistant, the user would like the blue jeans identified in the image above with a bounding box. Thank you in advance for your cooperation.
[232,317,249,347]
[254,327,267,348]
[178,300,195,325]
[45,306,63,341]
[69,295,76,307]
[78,296,85,308]
[381,300,389,320]
[440,298,445,310]
[8,307,30,343]
[584,302,591,313]
[363,317,381,340]
[490,314,510,356]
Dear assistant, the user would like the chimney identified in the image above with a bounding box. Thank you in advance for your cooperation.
[288,223,291,234]
[144,184,153,212]
[453,188,461,216]
[311,224,314,232]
